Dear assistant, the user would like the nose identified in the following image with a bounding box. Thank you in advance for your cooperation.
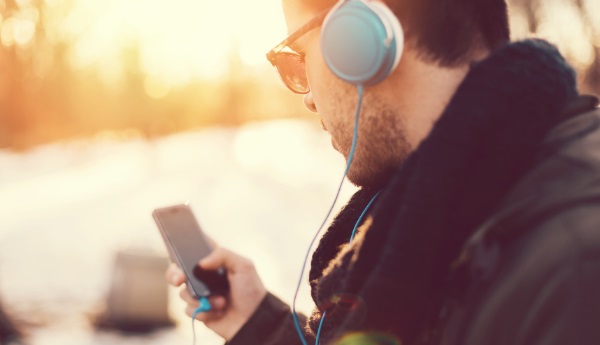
[303,92,318,113]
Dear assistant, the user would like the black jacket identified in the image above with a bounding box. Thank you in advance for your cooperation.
[227,39,600,345]
[435,98,600,345]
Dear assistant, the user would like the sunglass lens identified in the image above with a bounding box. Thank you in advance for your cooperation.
[275,53,309,94]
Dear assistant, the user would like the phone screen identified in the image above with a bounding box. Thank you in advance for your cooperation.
[153,205,228,298]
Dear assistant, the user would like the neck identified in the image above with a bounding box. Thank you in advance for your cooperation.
[386,50,488,149]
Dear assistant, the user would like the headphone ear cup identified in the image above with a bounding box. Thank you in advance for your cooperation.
[321,0,403,86]
[368,1,403,74]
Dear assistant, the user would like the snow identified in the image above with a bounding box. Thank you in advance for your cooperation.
[0,118,357,344]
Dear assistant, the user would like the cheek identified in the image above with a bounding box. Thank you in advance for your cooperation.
[304,35,336,106]
[305,49,342,116]
[305,50,329,101]
[304,39,356,149]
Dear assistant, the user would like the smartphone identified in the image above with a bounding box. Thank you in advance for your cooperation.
[152,204,229,299]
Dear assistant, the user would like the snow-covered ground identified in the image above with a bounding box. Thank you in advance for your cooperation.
[0,119,357,345]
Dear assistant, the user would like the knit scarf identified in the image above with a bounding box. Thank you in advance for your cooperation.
[307,39,579,344]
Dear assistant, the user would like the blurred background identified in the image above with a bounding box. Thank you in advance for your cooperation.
[0,0,599,344]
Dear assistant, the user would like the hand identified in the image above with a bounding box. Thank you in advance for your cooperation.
[166,246,267,341]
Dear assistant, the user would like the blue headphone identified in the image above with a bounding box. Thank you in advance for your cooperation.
[321,0,404,86]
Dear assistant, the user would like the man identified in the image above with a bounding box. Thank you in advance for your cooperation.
[168,0,600,344]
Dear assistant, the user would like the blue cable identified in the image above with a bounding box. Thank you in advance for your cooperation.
[315,310,327,345]
[344,84,364,175]
[191,297,211,345]
[292,85,365,345]
[350,190,382,242]
[312,190,381,344]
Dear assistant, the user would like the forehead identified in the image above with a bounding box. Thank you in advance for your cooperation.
[281,0,322,34]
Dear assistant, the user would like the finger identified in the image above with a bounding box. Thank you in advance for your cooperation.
[209,311,224,320]
[186,305,220,323]
[208,295,227,311]
[166,263,186,286]
[179,287,200,306]
[199,246,249,272]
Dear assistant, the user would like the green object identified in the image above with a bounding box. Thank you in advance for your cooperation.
[335,332,401,345]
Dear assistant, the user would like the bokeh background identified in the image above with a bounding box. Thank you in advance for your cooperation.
[0,0,599,344]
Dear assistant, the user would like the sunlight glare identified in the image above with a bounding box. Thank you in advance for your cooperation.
[233,0,288,66]
[1,17,15,46]
[144,75,171,99]
[587,0,600,45]
[96,57,124,87]
[537,1,594,68]
[13,18,35,46]
[507,7,529,40]
[16,0,32,7]
[44,0,61,7]
[63,0,287,85]
[241,40,271,66]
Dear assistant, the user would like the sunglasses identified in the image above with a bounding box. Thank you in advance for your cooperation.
[266,8,332,94]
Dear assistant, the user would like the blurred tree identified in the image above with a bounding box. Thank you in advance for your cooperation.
[0,0,75,149]
[572,0,600,92]
[0,0,597,150]
[0,0,27,148]
[511,0,541,33]
[509,0,600,93]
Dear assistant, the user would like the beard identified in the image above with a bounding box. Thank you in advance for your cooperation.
[316,76,412,188]
[340,106,412,188]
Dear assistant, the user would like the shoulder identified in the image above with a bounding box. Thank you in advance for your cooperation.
[439,104,600,345]
[474,103,600,312]
[450,203,600,345]
[439,185,600,345]
[478,103,600,263]
[491,104,600,266]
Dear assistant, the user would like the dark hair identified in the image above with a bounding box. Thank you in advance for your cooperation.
[304,0,510,66]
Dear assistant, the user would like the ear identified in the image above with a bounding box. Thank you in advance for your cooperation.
[320,0,403,86]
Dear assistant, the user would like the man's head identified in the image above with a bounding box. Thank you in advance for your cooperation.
[295,0,510,66]
[273,0,509,187]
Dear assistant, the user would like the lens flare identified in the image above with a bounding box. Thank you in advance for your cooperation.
[335,332,401,345]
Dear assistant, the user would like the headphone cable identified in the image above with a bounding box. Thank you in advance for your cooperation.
[292,84,365,345]
[191,297,212,345]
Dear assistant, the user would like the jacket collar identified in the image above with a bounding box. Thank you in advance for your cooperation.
[471,95,600,247]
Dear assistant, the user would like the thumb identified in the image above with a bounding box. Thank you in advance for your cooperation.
[199,247,244,272]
